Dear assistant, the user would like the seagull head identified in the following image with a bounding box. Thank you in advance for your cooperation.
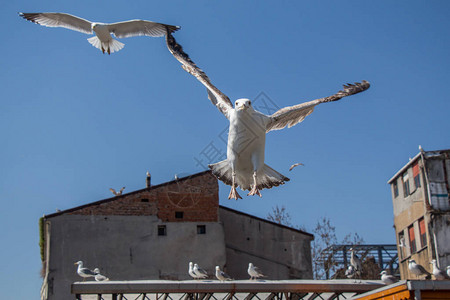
[74,261,83,266]
[215,266,220,271]
[235,98,252,111]
[380,271,387,275]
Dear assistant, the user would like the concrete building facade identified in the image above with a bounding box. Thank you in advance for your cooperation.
[40,171,313,300]
[388,148,450,279]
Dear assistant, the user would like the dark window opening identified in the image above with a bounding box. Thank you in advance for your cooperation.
[197,225,206,234]
[403,173,410,197]
[175,211,184,219]
[158,225,166,236]
[141,198,149,203]
[408,225,416,254]
[393,181,399,198]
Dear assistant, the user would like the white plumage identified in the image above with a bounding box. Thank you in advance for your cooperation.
[19,12,180,54]
[215,266,232,281]
[380,271,398,285]
[93,268,109,281]
[74,261,96,281]
[165,30,370,200]
[408,259,430,279]
[430,259,450,280]
[248,263,265,280]
[193,263,208,279]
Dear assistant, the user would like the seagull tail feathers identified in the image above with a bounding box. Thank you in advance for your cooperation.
[87,36,124,54]
[209,160,289,191]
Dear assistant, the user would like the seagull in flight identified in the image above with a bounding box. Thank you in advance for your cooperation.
[165,30,370,200]
[110,187,125,196]
[19,12,180,54]
[289,163,304,171]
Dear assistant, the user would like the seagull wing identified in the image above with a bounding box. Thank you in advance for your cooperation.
[19,12,93,34]
[266,81,370,132]
[289,163,304,171]
[165,30,233,119]
[417,264,431,275]
[108,20,179,38]
[109,188,117,195]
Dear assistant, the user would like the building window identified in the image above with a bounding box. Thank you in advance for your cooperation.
[398,232,405,260]
[393,181,399,198]
[197,225,206,234]
[175,211,184,219]
[403,172,410,197]
[408,225,416,254]
[413,163,421,189]
[141,198,149,203]
[158,225,166,236]
[418,218,427,248]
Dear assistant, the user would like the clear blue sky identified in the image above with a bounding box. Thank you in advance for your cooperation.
[1,0,450,297]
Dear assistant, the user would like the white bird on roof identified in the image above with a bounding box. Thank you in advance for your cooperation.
[19,12,180,54]
[215,266,232,281]
[380,271,398,285]
[248,263,265,280]
[193,263,208,279]
[165,30,370,200]
[408,259,431,279]
[74,261,97,281]
[93,268,109,281]
[430,260,450,280]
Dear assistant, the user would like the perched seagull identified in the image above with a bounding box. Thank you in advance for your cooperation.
[430,259,450,280]
[446,266,450,278]
[349,248,363,277]
[74,261,97,281]
[110,187,125,196]
[380,271,399,285]
[408,259,431,279]
[215,266,232,281]
[188,262,200,279]
[248,263,265,280]
[19,12,180,54]
[193,263,208,279]
[345,265,357,282]
[165,30,370,200]
[93,268,109,281]
[399,238,406,248]
[289,163,304,171]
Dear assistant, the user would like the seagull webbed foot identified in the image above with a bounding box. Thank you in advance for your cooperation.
[228,186,242,200]
[247,186,262,197]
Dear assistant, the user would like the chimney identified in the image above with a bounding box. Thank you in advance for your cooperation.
[146,171,151,188]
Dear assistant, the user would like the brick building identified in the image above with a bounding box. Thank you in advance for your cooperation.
[388,148,450,279]
[40,171,314,300]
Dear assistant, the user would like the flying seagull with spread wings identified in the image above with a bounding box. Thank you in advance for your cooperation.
[165,29,370,200]
[19,12,180,54]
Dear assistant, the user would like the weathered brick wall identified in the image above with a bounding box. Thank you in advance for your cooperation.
[69,171,219,222]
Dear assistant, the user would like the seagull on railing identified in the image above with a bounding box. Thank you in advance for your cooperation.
[430,260,450,280]
[408,259,431,279]
[93,268,109,281]
[194,263,208,279]
[248,263,265,280]
[215,266,232,281]
[74,261,96,281]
